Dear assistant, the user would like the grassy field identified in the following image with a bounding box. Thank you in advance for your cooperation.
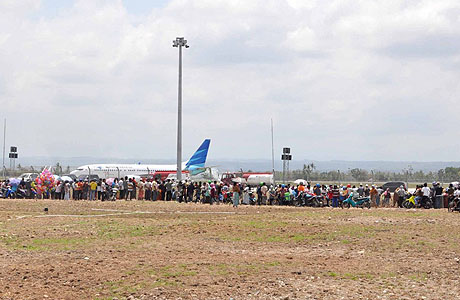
[1,200,460,299]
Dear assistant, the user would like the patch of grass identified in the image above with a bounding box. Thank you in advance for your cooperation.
[241,219,289,229]
[327,271,338,277]
[102,280,147,298]
[1,235,91,251]
[151,278,180,287]
[97,221,159,239]
[148,264,198,280]
[408,272,428,282]
[380,272,397,278]
[207,261,282,277]
[208,263,231,276]
[265,261,281,267]
[324,271,374,280]
[342,273,359,280]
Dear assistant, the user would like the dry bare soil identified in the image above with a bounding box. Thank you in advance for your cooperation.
[1,200,460,300]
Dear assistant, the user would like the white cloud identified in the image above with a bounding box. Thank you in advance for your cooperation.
[1,0,460,163]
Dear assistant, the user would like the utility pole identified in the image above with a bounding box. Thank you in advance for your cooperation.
[271,119,275,184]
[2,119,5,179]
[173,37,189,182]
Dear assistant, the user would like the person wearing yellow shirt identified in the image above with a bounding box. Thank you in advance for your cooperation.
[89,180,98,201]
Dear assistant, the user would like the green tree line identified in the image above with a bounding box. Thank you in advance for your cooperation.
[274,164,460,183]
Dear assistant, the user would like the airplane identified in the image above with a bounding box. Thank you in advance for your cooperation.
[70,139,211,180]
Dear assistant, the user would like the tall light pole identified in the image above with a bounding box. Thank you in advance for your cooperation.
[173,37,189,182]
[2,119,5,179]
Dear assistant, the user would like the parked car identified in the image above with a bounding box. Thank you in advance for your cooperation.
[18,173,39,182]
[77,174,100,182]
[382,181,407,193]
[61,174,77,182]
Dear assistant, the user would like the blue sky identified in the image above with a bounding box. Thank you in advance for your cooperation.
[1,0,460,162]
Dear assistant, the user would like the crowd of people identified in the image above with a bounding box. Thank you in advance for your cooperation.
[1,176,459,209]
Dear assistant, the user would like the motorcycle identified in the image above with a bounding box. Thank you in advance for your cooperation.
[423,197,433,209]
[13,188,27,199]
[342,193,370,209]
[403,194,433,209]
[0,187,7,198]
[448,196,460,212]
[293,192,306,207]
[110,186,119,201]
[248,190,257,205]
[303,193,324,207]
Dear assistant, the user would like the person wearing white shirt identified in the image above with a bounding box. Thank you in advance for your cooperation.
[118,179,124,199]
[421,182,431,208]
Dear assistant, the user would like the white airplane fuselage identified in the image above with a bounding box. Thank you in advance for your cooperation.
[70,139,211,180]
[70,163,187,180]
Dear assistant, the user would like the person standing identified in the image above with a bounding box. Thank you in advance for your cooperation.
[101,179,106,201]
[261,183,268,205]
[232,183,241,207]
[144,180,152,201]
[127,178,134,200]
[396,185,406,208]
[357,184,364,197]
[195,182,201,203]
[421,182,431,208]
[76,180,83,200]
[60,181,65,199]
[434,182,443,209]
[216,182,222,204]
[55,181,62,200]
[165,180,172,201]
[204,182,211,204]
[118,178,124,200]
[382,188,391,207]
[152,180,159,201]
[187,181,194,203]
[370,185,379,208]
[128,178,137,200]
[72,180,77,200]
[89,180,97,201]
[124,177,129,200]
[138,179,144,200]
[332,185,340,208]
[64,181,70,200]
[97,180,102,200]
[364,184,370,197]
[256,183,263,205]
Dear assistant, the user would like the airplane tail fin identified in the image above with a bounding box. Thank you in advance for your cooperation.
[185,139,211,171]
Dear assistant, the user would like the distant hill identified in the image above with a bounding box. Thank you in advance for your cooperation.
[14,156,460,173]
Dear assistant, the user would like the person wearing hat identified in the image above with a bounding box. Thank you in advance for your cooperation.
[232,183,241,207]
[396,185,406,208]
[434,182,443,209]
[261,182,268,205]
[357,184,364,197]
[332,185,340,207]
[370,185,379,208]
[314,183,322,196]
[364,184,370,197]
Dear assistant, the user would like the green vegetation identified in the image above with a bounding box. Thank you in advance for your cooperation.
[280,165,460,183]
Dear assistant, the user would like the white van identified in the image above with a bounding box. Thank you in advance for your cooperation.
[18,173,39,182]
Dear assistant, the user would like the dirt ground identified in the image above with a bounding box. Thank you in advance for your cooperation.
[1,200,460,300]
